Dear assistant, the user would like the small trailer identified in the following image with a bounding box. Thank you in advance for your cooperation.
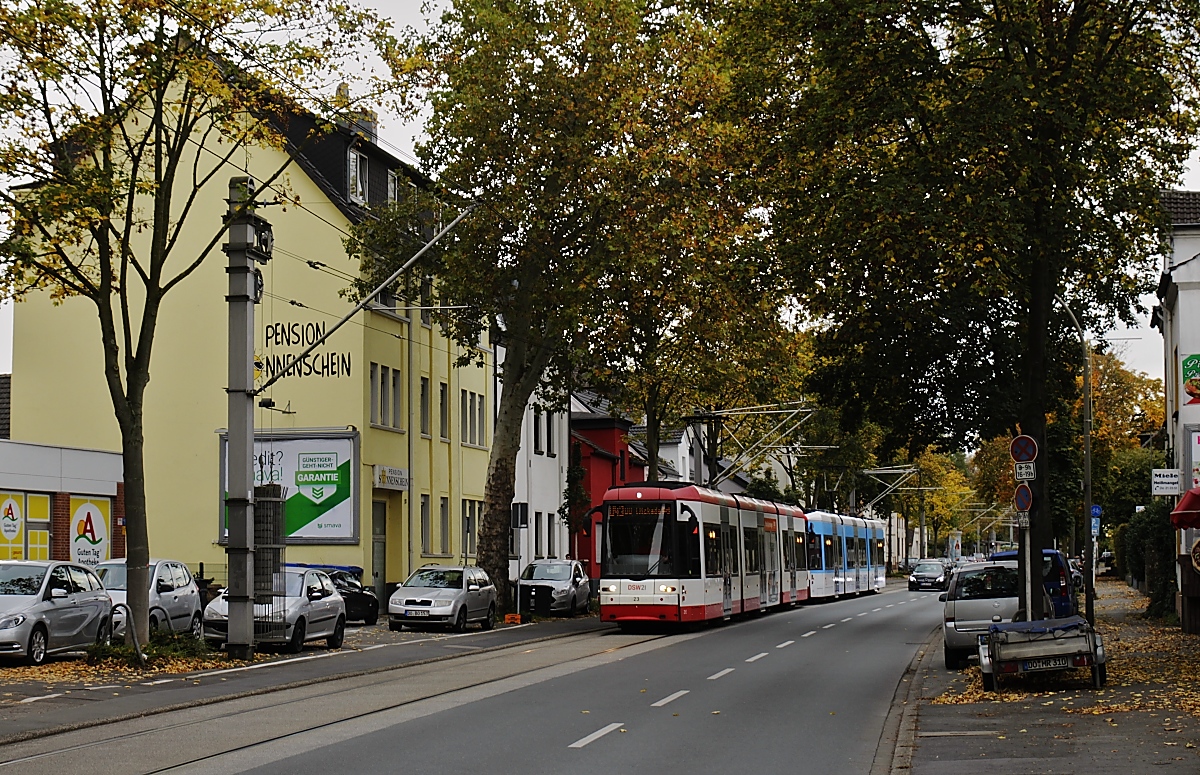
[977,615,1106,692]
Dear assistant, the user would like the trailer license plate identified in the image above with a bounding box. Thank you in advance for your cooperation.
[1023,656,1068,671]
[406,610,429,617]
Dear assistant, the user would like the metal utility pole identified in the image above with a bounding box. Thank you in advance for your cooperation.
[1060,298,1095,624]
[223,177,273,660]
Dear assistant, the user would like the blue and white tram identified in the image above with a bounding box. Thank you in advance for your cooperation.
[803,511,887,599]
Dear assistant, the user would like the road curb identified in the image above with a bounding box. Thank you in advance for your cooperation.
[870,622,940,775]
[0,621,617,748]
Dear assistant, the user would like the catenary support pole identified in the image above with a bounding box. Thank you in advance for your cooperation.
[224,177,272,660]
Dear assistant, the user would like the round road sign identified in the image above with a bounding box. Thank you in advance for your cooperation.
[1014,483,1033,512]
[1010,435,1039,463]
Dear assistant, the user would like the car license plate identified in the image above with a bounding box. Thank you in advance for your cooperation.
[1022,656,1069,671]
[405,610,429,617]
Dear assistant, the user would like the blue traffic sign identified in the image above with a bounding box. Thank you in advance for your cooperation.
[1091,516,1101,537]
[1014,483,1033,512]
[1091,504,1103,518]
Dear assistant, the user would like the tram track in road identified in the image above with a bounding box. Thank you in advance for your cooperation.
[0,631,680,775]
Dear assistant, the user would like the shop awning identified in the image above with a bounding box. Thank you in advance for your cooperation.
[1171,488,1200,529]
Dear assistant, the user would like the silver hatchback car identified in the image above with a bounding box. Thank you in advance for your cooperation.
[389,565,496,632]
[96,558,203,638]
[941,560,1019,669]
[0,561,113,665]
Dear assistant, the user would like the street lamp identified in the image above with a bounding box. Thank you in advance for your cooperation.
[1057,296,1095,625]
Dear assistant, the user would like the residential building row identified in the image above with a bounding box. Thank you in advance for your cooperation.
[3,100,731,597]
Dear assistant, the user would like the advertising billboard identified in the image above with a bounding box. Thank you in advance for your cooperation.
[220,432,358,544]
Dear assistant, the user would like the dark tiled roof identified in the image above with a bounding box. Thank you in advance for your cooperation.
[1162,190,1200,227]
[0,374,8,440]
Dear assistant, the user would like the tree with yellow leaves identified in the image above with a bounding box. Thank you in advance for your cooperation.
[0,0,393,646]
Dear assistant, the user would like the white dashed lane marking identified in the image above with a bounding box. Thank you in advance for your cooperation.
[801,630,817,638]
[569,723,625,749]
[822,623,836,629]
[651,690,689,707]
[873,608,882,612]
[708,668,735,680]
[777,640,795,648]
[746,652,768,663]
[841,617,853,622]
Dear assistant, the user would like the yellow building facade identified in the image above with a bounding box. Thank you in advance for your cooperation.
[10,112,491,598]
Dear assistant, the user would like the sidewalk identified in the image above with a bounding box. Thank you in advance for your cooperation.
[899,579,1200,774]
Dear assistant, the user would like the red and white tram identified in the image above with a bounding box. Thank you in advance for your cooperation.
[598,482,884,626]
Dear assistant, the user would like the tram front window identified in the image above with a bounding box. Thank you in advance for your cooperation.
[604,502,696,578]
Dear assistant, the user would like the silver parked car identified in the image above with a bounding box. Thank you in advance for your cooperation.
[388,565,496,632]
[517,559,590,615]
[940,560,1019,669]
[203,568,346,653]
[96,558,203,638]
[0,561,113,665]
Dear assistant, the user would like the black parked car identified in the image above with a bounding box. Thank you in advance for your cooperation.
[286,564,378,625]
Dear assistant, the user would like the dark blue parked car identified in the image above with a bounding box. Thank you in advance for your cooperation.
[988,548,1076,618]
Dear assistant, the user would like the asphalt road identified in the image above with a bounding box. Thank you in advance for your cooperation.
[0,586,942,774]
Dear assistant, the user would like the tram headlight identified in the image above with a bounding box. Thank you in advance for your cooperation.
[601,584,618,593]
[658,585,677,593]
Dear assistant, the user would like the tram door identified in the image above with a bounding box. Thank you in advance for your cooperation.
[762,516,778,606]
[857,529,868,592]
[786,527,797,601]
[720,509,734,616]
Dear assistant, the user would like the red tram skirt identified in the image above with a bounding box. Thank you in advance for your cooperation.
[602,604,681,622]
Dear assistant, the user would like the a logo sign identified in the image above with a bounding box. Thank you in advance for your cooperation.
[297,453,340,504]
[1182,354,1200,405]
[1153,469,1182,496]
[0,497,20,541]
[1010,435,1039,463]
[373,465,410,491]
[1192,537,1200,574]
[222,435,357,543]
[70,498,110,566]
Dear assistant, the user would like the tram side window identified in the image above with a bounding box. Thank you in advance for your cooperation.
[784,530,795,571]
[807,530,822,570]
[873,538,884,568]
[823,536,838,570]
[705,528,722,578]
[743,527,760,573]
[796,531,808,570]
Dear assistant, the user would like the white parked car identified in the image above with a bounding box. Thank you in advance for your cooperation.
[96,558,202,638]
[203,568,345,653]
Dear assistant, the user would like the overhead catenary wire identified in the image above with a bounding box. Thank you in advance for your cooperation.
[254,203,477,396]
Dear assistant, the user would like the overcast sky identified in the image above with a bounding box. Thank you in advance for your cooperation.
[0,2,1191,383]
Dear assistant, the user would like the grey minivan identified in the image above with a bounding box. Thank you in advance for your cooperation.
[0,561,113,665]
[940,560,1019,669]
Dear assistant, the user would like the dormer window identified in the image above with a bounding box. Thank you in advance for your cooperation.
[349,148,368,203]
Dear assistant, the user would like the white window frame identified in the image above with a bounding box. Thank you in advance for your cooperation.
[349,148,368,203]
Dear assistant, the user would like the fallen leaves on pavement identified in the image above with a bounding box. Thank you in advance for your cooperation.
[933,580,1200,719]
